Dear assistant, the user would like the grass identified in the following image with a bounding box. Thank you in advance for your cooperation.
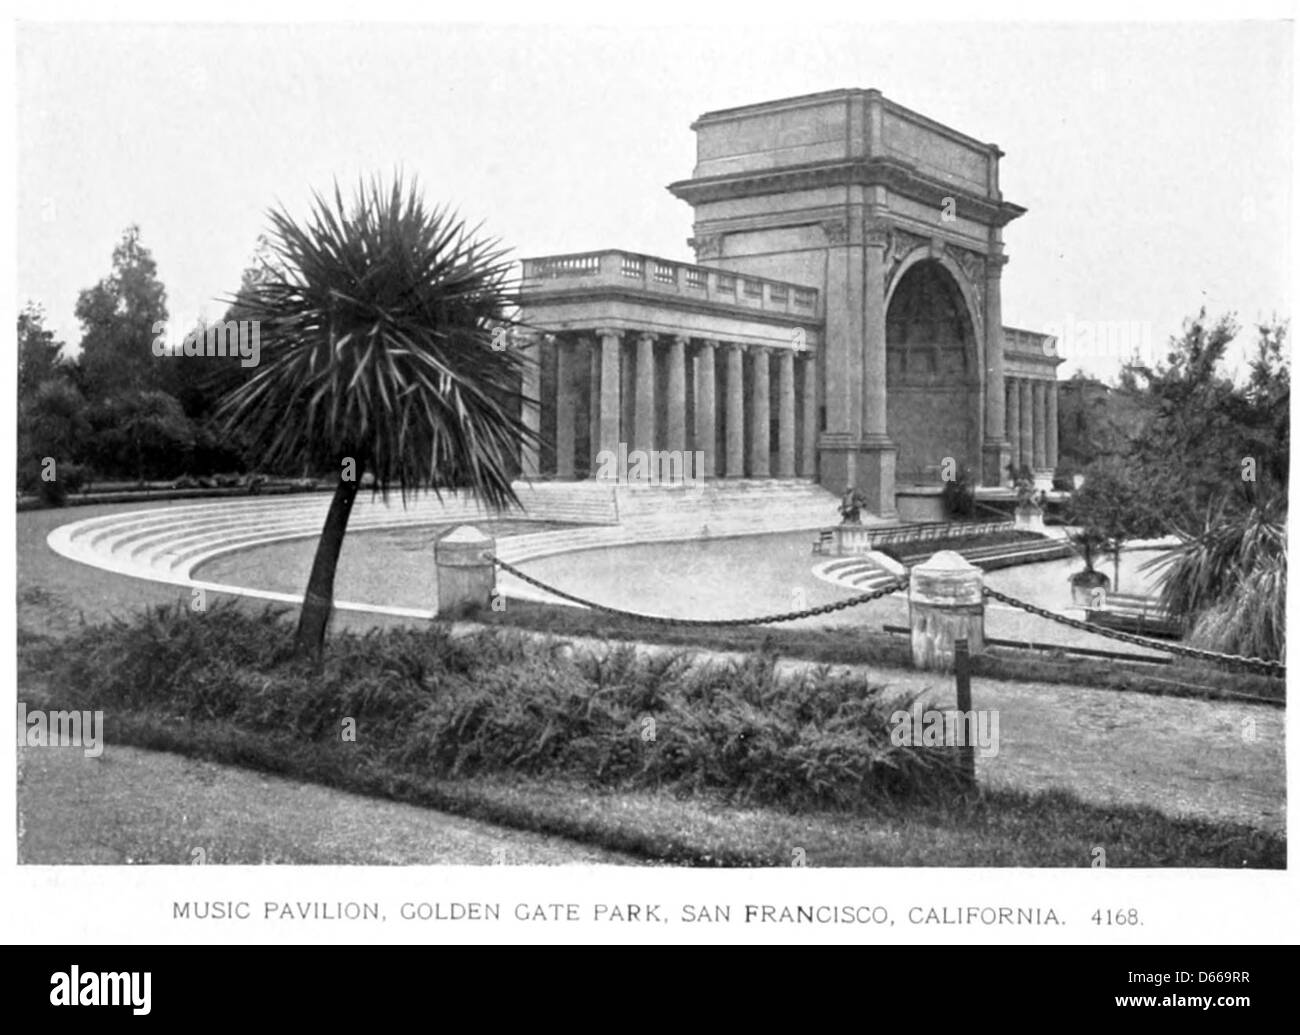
[17,601,1285,868]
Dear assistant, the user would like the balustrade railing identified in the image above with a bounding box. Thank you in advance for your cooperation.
[521,249,821,319]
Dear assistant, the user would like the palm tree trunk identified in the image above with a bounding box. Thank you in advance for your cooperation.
[295,466,363,655]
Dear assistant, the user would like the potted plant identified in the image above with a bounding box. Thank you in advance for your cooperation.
[1067,525,1111,606]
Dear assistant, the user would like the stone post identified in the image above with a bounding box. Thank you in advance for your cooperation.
[435,526,497,616]
[908,550,985,672]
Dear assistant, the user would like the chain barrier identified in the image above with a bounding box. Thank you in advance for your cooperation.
[982,585,1285,677]
[487,555,1283,676]
[487,554,908,628]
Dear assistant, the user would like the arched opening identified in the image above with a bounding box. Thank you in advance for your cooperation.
[886,260,979,486]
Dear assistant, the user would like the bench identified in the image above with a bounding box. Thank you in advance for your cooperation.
[1085,593,1184,640]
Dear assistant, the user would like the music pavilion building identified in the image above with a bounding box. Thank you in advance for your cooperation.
[517,89,1061,520]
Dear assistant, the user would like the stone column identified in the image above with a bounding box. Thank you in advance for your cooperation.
[777,348,796,477]
[519,337,541,479]
[749,347,771,477]
[1006,378,1020,475]
[1032,380,1047,470]
[694,340,717,478]
[1018,378,1033,476]
[725,344,745,477]
[1046,380,1059,470]
[596,328,622,461]
[801,354,818,479]
[667,336,687,454]
[982,252,1010,486]
[860,225,897,516]
[587,339,600,476]
[634,333,656,455]
[818,218,864,493]
[554,338,576,479]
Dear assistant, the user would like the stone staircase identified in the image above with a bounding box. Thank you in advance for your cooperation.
[45,478,840,612]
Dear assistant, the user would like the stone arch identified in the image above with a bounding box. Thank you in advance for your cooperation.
[884,256,983,486]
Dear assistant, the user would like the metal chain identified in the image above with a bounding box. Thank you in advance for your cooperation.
[982,585,1285,676]
[487,554,908,627]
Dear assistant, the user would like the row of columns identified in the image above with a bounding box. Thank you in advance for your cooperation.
[521,330,818,480]
[1004,376,1059,474]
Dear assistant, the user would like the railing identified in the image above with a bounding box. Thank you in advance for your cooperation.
[865,519,1015,549]
[521,249,822,319]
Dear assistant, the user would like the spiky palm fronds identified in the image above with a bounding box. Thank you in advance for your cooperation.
[215,176,538,653]
[217,175,535,511]
[1144,495,1286,661]
[1186,558,1286,663]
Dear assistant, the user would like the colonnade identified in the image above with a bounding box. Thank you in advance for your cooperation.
[1004,376,1059,474]
[519,329,818,480]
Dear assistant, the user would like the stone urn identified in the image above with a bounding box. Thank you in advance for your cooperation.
[1014,500,1045,533]
[1069,567,1111,608]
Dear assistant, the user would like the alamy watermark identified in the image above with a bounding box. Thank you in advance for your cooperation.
[889,703,1000,758]
[50,967,150,1015]
[594,443,707,488]
[17,703,104,757]
[151,319,261,367]
[1039,315,1155,365]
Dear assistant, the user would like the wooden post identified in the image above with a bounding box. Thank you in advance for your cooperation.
[954,637,976,788]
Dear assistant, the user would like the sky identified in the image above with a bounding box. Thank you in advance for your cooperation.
[14,17,1295,382]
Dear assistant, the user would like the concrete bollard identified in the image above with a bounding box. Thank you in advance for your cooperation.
[434,525,497,616]
[908,550,984,671]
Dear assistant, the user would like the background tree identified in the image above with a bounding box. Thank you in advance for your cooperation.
[18,303,68,396]
[84,391,194,483]
[217,176,540,655]
[1120,309,1288,529]
[74,225,169,399]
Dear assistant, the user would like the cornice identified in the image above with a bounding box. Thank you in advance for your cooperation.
[669,157,1026,228]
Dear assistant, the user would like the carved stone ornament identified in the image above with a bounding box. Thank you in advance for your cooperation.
[688,234,724,260]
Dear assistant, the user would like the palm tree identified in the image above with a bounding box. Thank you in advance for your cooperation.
[1143,494,1286,660]
[217,176,539,655]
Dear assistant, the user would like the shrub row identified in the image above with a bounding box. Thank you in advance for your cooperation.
[36,601,967,812]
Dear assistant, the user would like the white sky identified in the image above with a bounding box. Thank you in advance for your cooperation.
[14,15,1296,382]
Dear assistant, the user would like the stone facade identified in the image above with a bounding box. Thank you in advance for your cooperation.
[518,89,1062,517]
